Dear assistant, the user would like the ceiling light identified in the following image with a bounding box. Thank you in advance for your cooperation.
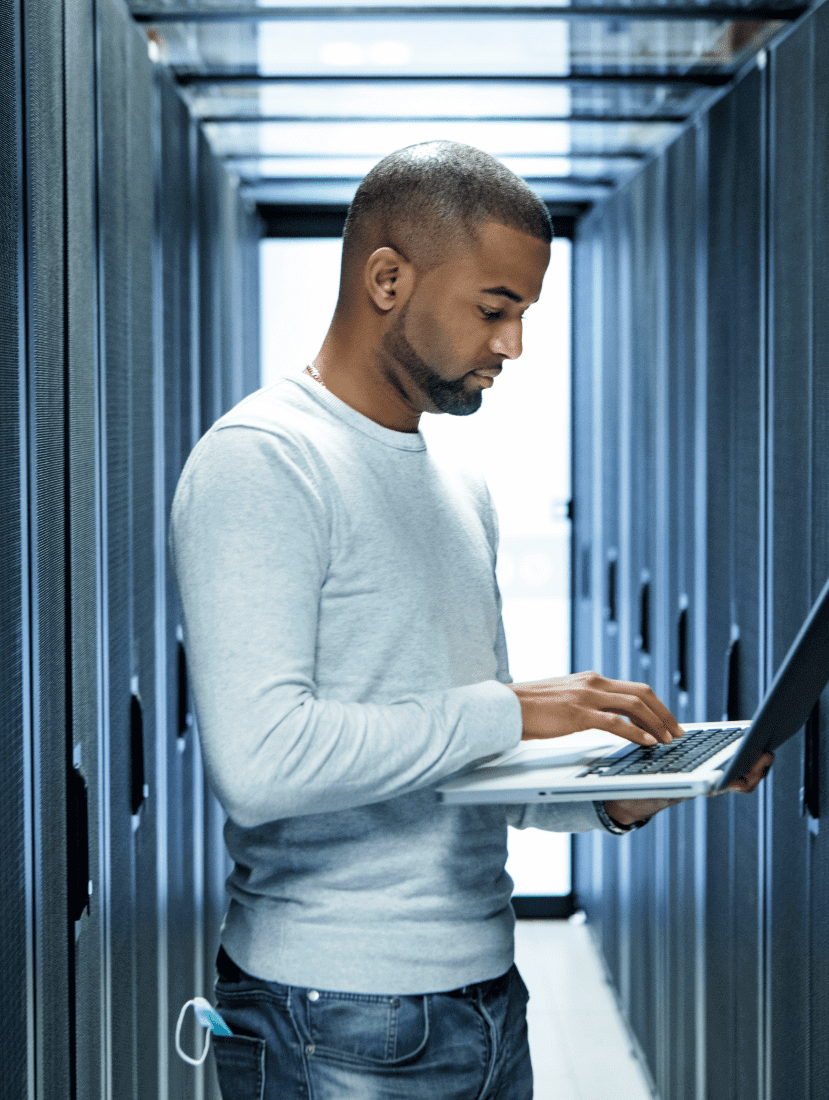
[319,42,366,67]
[368,41,412,67]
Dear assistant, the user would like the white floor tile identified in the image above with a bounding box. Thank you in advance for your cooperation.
[514,919,655,1100]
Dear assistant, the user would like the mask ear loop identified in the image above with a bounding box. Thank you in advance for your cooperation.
[175,1000,211,1066]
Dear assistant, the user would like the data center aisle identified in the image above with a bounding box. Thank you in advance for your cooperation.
[514,919,655,1100]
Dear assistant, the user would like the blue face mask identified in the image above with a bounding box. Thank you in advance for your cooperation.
[175,997,233,1066]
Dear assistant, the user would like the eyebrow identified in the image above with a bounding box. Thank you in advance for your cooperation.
[481,285,523,303]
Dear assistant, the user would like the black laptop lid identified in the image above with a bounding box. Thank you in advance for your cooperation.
[721,572,829,785]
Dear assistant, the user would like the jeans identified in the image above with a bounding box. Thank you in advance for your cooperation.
[211,946,533,1100]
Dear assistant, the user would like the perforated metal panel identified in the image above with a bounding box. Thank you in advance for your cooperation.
[23,0,73,1094]
[572,8,829,1100]
[810,7,829,1090]
[571,212,596,678]
[0,0,30,1095]
[157,63,203,1100]
[66,0,106,1094]
[127,18,162,1099]
[97,1,139,1093]
[767,18,816,1100]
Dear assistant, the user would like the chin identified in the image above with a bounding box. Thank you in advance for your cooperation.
[432,390,483,416]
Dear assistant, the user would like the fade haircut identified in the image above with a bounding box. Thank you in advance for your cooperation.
[341,141,552,278]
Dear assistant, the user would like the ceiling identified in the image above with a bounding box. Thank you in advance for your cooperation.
[128,1,804,217]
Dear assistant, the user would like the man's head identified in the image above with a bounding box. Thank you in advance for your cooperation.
[341,140,552,280]
[318,142,551,429]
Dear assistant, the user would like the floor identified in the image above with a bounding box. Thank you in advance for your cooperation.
[513,918,656,1100]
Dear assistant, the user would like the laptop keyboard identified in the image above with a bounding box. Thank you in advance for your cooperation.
[578,725,745,777]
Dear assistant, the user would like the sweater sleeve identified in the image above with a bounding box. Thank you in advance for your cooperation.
[169,426,523,829]
[504,800,603,832]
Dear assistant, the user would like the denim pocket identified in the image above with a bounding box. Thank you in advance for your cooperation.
[212,1033,266,1100]
[300,991,430,1067]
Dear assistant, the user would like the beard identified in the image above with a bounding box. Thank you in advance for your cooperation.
[381,304,485,417]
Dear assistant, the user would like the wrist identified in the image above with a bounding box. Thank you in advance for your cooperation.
[596,801,649,834]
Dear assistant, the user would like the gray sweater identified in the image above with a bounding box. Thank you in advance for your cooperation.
[169,371,602,994]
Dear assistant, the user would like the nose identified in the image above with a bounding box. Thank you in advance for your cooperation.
[489,319,523,361]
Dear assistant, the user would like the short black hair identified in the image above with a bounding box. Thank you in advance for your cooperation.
[342,141,552,275]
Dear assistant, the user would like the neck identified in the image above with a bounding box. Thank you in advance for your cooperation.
[311,325,423,434]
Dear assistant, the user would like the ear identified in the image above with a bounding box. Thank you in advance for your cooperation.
[364,247,415,313]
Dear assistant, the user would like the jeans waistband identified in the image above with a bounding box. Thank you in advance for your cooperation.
[216,944,511,1000]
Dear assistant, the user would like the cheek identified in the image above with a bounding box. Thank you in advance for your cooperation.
[406,306,463,363]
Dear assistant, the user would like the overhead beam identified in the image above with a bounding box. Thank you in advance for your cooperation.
[256,202,585,237]
[134,4,804,22]
[176,71,733,86]
[199,113,690,124]
[256,202,586,238]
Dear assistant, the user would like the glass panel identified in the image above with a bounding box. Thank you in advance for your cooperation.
[244,176,612,202]
[131,0,796,13]
[202,117,679,156]
[144,15,781,75]
[228,154,642,179]
[181,79,707,120]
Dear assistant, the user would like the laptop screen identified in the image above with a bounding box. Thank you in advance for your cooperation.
[721,572,829,785]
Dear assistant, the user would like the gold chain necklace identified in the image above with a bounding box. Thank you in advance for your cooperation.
[305,363,327,389]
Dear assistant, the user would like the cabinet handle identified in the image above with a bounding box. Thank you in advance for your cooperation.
[607,557,617,624]
[634,579,650,654]
[722,635,740,722]
[801,700,820,821]
[68,766,90,921]
[130,692,146,816]
[674,606,689,693]
[177,641,191,737]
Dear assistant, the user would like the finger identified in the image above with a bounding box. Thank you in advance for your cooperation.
[575,709,661,748]
[590,689,677,744]
[727,751,774,793]
[596,678,684,740]
[604,795,686,826]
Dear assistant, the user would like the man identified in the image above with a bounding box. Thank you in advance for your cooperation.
[170,141,770,1099]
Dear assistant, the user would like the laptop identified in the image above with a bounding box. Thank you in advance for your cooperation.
[437,573,829,805]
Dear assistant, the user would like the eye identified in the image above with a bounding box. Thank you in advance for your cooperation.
[480,307,502,321]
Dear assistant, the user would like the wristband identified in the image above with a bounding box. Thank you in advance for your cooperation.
[594,801,649,835]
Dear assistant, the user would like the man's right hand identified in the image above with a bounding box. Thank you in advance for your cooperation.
[506,670,683,747]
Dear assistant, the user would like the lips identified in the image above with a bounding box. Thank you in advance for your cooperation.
[468,367,501,385]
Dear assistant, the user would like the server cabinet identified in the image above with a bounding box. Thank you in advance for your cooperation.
[66,0,106,1095]
[96,2,161,1095]
[573,5,829,1095]
[809,9,829,1090]
[128,18,161,1100]
[599,197,622,687]
[155,64,212,1100]
[703,63,766,1100]
[571,212,597,681]
[662,125,704,1100]
[623,159,667,1080]
[767,16,824,1099]
[23,0,73,1093]
[1,0,31,1094]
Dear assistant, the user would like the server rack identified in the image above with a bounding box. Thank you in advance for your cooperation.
[0,1,262,1097]
[572,4,829,1096]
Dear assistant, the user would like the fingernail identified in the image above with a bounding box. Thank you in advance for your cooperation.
[644,734,658,745]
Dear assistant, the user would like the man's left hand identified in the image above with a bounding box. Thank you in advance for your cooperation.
[603,751,775,828]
